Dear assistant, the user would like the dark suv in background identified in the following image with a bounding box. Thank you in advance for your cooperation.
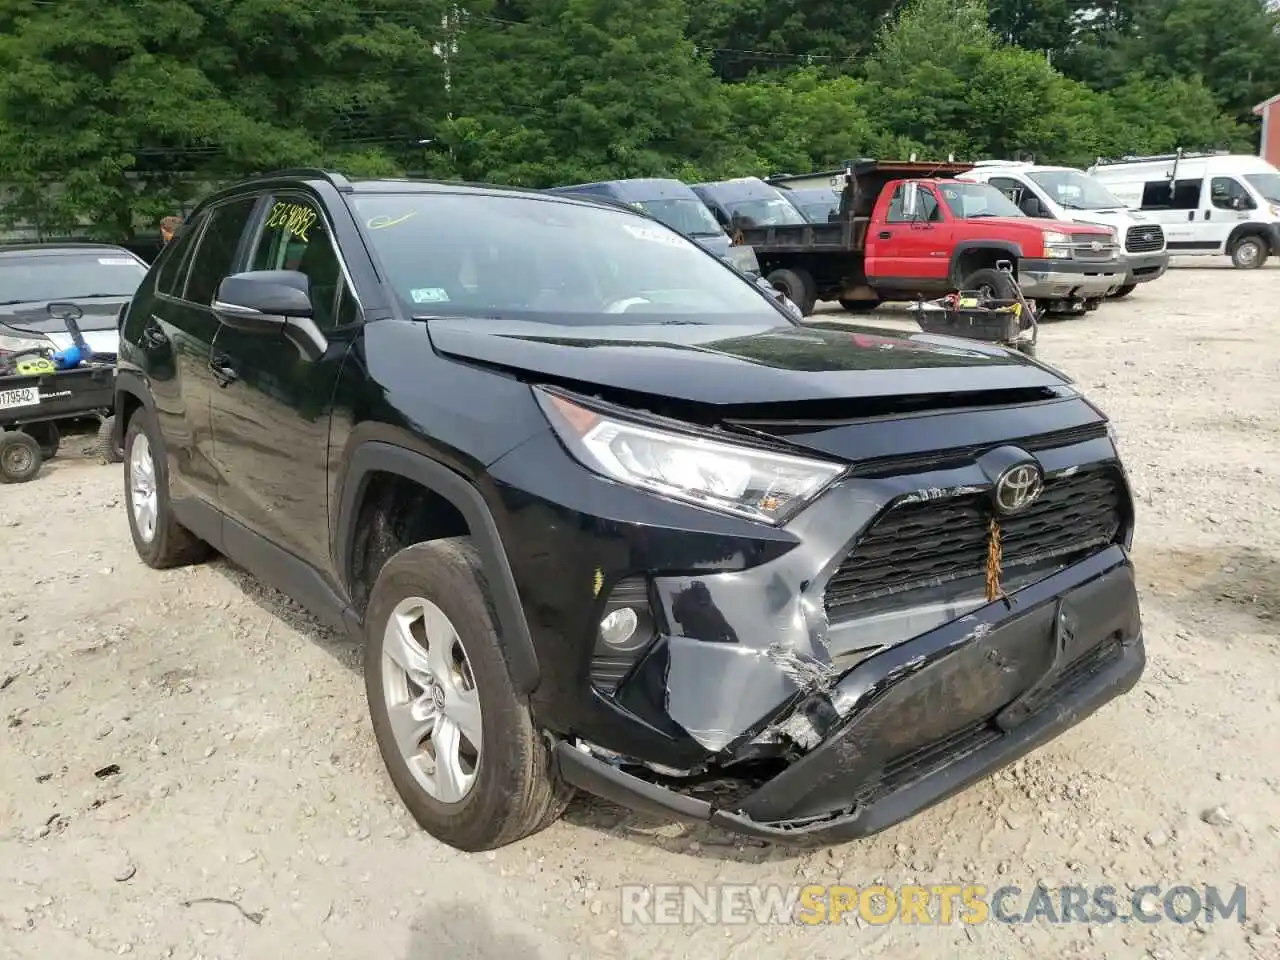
[114,169,1144,851]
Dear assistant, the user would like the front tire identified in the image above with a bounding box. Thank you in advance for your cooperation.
[123,410,210,568]
[1111,283,1137,299]
[961,267,1018,300]
[1231,236,1268,269]
[766,267,816,316]
[364,537,573,851]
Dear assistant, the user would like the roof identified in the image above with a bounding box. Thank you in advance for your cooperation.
[1254,92,1280,114]
[191,168,624,218]
[0,242,134,258]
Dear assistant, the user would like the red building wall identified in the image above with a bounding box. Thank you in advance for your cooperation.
[1264,101,1280,167]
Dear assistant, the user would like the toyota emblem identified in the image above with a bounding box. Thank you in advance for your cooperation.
[993,463,1044,515]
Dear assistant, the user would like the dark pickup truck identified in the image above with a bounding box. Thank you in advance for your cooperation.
[719,160,1126,316]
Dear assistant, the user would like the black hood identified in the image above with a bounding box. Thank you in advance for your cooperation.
[424,316,1071,407]
[0,296,131,334]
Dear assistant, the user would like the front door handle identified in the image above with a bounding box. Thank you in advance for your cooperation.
[1204,210,1211,220]
[210,353,239,387]
[1187,210,1195,221]
[878,230,891,239]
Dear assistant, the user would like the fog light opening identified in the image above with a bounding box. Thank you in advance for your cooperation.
[599,607,641,651]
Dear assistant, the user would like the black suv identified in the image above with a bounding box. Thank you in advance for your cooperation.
[114,170,1144,851]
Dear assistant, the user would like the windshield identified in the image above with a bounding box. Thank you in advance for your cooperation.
[1027,170,1124,211]
[635,198,724,238]
[1244,172,1280,203]
[723,195,809,227]
[353,193,787,326]
[0,253,146,304]
[937,182,1025,219]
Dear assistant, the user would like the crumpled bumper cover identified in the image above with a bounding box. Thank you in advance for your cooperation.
[554,546,1143,842]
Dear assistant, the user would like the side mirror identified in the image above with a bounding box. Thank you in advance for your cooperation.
[213,270,327,361]
[902,181,920,219]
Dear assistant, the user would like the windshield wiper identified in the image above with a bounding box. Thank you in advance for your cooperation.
[967,212,1002,218]
[59,293,130,300]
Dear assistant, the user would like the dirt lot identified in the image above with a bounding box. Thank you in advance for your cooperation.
[2,262,1278,960]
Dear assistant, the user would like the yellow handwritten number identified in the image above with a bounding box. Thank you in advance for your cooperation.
[366,212,417,230]
[265,202,319,242]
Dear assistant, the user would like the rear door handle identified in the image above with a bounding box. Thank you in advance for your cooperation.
[878,231,891,239]
[1187,210,1195,221]
[210,353,239,386]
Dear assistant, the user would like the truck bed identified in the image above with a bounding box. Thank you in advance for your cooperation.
[738,217,869,254]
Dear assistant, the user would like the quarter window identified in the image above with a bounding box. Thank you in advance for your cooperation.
[154,213,206,297]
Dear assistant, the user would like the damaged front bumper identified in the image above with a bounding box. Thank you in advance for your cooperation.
[555,547,1143,841]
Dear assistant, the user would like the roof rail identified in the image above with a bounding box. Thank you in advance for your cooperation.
[970,159,1030,167]
[254,168,354,191]
[1092,150,1232,167]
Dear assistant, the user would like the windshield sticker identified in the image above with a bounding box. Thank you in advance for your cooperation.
[367,212,417,230]
[97,257,136,265]
[410,287,450,304]
[265,202,318,241]
[623,223,685,247]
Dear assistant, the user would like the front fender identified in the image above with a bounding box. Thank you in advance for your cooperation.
[334,437,541,694]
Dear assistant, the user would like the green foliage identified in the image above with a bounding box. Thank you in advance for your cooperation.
[0,0,1269,238]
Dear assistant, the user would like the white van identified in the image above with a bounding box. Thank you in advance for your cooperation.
[961,161,1170,298]
[1086,151,1280,269]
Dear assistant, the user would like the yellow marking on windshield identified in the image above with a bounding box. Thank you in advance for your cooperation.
[366,212,417,230]
[265,202,318,241]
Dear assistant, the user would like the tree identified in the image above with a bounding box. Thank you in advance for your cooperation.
[0,0,447,237]
[439,0,736,185]
[687,0,905,81]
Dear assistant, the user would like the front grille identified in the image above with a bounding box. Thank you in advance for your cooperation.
[825,467,1124,619]
[1125,225,1165,254]
[1070,233,1120,262]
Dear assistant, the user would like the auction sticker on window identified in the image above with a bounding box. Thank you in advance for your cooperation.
[410,288,450,303]
[97,257,137,266]
[623,224,686,248]
[0,386,40,411]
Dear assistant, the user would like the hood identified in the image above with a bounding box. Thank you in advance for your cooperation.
[0,296,131,334]
[970,216,1109,236]
[425,316,1071,407]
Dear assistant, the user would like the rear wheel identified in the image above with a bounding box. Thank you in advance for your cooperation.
[961,267,1018,300]
[123,410,211,568]
[0,432,42,483]
[365,538,573,851]
[1231,236,1268,269]
[838,298,881,313]
[1111,283,1137,299]
[19,422,59,460]
[97,415,123,463]
[766,267,816,316]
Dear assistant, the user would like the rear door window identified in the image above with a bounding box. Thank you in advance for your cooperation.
[184,197,259,306]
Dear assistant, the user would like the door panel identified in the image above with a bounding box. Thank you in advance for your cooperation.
[1202,177,1255,253]
[1142,178,1211,250]
[140,199,258,506]
[866,185,952,286]
[209,192,358,577]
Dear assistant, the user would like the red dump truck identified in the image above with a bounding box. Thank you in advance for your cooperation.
[720,160,1126,316]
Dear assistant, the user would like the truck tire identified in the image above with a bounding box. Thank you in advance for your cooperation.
[0,431,42,483]
[1230,236,1268,270]
[766,268,816,316]
[97,415,124,463]
[1111,284,1137,299]
[961,267,1018,300]
[19,422,59,459]
[364,537,574,851]
[838,298,881,313]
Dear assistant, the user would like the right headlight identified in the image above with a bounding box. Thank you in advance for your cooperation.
[535,387,845,525]
[1042,229,1073,259]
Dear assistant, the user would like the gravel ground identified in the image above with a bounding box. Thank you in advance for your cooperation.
[2,261,1278,960]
